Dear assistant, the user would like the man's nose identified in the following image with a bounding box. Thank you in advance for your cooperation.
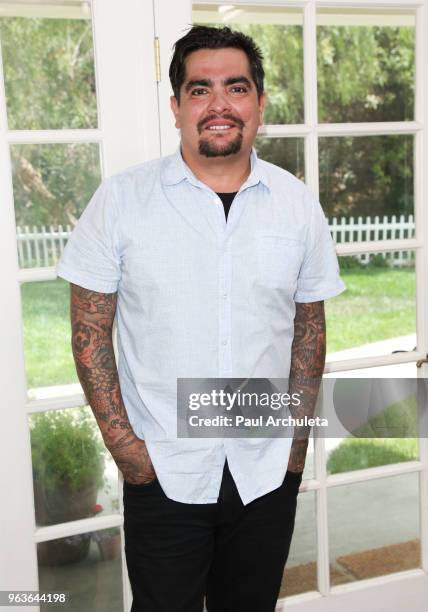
[209,89,231,114]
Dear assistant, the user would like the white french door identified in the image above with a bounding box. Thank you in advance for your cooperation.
[154,0,428,610]
[0,1,158,611]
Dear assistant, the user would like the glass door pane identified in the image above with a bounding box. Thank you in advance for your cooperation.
[12,143,101,268]
[317,8,416,123]
[37,526,124,612]
[0,3,98,129]
[328,472,420,585]
[325,249,416,360]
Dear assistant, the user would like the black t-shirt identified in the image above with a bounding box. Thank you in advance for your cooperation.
[216,192,238,222]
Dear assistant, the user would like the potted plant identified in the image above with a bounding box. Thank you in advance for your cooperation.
[31,407,107,565]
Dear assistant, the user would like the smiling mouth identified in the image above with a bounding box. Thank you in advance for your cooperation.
[205,125,235,131]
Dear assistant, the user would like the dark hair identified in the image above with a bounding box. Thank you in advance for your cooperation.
[169,25,265,103]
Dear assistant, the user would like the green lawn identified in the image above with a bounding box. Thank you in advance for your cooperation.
[21,265,416,388]
[326,265,415,353]
[21,279,77,388]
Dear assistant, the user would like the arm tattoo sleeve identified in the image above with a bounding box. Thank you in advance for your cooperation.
[287,300,326,473]
[70,283,138,453]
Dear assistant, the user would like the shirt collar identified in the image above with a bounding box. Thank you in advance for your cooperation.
[161,144,271,192]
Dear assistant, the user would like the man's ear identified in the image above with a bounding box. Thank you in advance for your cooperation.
[170,95,181,129]
[258,92,267,126]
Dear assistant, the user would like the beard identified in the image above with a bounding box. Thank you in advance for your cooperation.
[198,130,243,158]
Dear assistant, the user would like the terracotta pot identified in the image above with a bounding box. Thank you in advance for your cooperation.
[33,479,98,526]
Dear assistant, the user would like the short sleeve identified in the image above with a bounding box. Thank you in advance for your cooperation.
[56,178,121,293]
[294,191,346,303]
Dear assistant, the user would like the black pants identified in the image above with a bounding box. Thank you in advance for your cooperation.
[123,460,302,612]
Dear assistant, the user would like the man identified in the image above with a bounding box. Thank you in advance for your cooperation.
[56,25,345,612]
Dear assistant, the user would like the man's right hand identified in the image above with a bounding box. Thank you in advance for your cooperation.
[109,436,157,485]
[70,284,157,487]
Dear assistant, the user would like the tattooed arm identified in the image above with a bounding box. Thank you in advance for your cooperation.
[287,301,326,473]
[70,283,156,484]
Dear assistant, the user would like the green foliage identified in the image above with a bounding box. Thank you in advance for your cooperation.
[317,26,415,123]
[327,437,418,474]
[0,17,97,129]
[255,136,305,181]
[338,254,395,270]
[368,253,391,268]
[0,17,100,227]
[316,24,415,217]
[337,255,366,270]
[12,143,100,226]
[319,134,414,218]
[30,408,106,494]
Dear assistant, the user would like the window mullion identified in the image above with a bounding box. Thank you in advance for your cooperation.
[304,0,332,595]
[315,430,331,595]
[304,0,319,199]
[414,0,428,575]
[336,238,421,256]
[7,129,103,144]
[317,121,421,136]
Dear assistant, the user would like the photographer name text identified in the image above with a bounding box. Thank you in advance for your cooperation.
[188,415,328,428]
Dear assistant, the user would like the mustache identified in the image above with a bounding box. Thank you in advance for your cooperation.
[197,114,245,134]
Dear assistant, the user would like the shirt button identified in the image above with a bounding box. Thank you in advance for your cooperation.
[222,293,228,299]
[222,339,228,346]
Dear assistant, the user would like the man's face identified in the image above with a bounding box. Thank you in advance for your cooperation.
[170,47,266,159]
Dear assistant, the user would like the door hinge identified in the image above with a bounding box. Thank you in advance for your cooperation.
[154,36,161,82]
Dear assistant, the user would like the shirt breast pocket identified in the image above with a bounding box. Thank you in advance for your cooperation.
[122,243,169,288]
[256,234,304,292]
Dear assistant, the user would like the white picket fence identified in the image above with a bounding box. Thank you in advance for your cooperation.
[17,224,72,269]
[16,215,416,269]
[330,214,415,266]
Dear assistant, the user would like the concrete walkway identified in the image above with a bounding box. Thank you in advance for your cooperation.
[289,469,419,566]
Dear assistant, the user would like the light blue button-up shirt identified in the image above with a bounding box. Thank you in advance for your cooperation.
[56,146,345,505]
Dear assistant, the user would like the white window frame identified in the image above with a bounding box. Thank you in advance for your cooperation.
[154,0,428,609]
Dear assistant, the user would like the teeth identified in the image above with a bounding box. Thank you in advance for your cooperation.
[208,125,232,130]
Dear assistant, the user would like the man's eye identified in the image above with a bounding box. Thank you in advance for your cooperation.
[191,89,207,96]
[231,86,247,93]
